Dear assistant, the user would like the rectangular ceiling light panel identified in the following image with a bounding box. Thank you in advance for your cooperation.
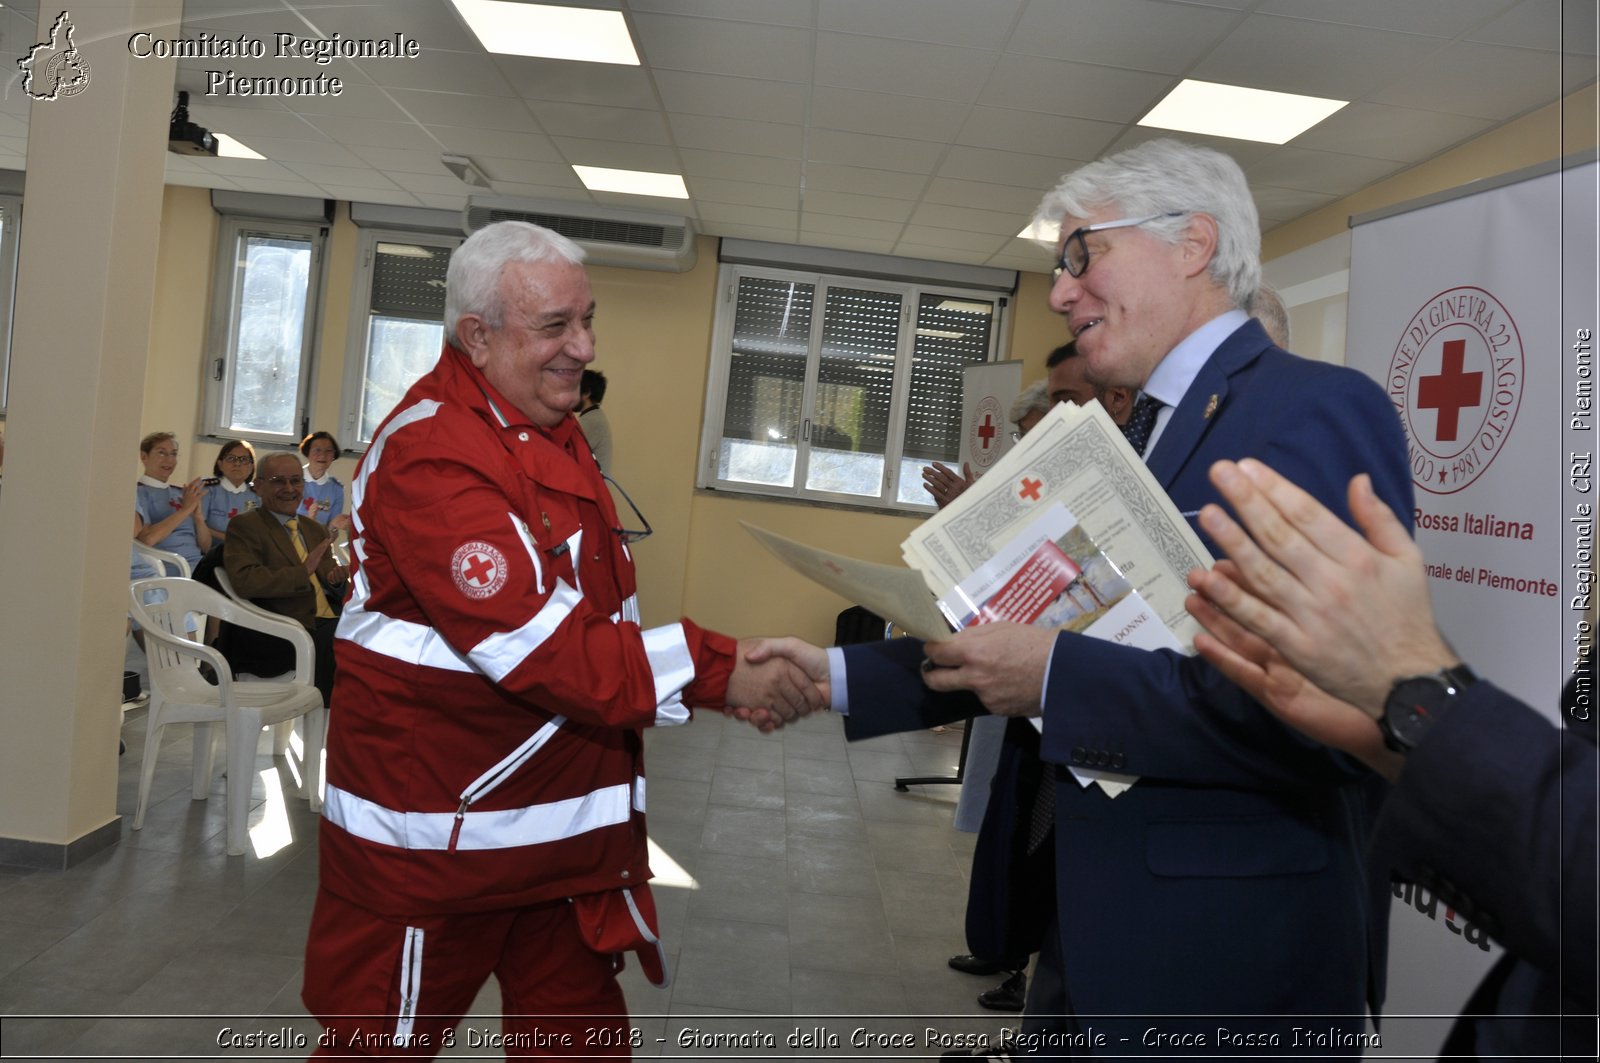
[451,0,640,65]
[1139,79,1346,144]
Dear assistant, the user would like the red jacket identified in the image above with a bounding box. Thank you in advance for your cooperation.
[321,345,734,915]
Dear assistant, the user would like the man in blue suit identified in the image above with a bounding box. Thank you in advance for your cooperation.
[754,139,1412,1056]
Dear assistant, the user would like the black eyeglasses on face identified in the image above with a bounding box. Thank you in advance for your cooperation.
[221,455,253,465]
[1052,211,1187,280]
[602,474,653,545]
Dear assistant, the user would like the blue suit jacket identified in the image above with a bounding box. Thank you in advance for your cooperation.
[843,320,1414,1043]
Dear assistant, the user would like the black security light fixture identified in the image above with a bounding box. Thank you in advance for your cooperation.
[168,91,218,157]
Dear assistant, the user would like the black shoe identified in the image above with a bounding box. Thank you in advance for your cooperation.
[977,970,1026,1012]
[948,953,1006,976]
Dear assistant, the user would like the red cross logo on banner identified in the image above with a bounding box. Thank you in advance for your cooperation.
[451,541,509,600]
[976,414,998,450]
[1416,339,1483,442]
[1018,477,1043,501]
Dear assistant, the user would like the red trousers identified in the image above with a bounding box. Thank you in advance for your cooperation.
[303,887,633,1059]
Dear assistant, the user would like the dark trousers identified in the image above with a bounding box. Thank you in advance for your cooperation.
[220,614,338,706]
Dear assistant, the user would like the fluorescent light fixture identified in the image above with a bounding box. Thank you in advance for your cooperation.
[1138,79,1347,145]
[214,133,264,160]
[450,0,639,65]
[442,153,492,189]
[572,164,688,199]
[1017,218,1060,243]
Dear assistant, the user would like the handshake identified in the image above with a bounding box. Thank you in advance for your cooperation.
[722,637,833,733]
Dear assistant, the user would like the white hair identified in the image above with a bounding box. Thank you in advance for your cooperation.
[1034,138,1261,308]
[1248,283,1292,348]
[1009,380,1052,426]
[444,221,586,344]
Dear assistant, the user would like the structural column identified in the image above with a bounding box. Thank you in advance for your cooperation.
[0,0,181,865]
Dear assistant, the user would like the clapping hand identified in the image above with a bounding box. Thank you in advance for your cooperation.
[922,461,975,509]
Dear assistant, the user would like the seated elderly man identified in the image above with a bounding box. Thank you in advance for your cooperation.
[221,451,346,704]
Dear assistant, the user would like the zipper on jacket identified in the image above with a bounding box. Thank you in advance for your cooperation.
[395,926,424,1045]
[446,715,566,852]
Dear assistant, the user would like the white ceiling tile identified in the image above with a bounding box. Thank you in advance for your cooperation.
[1245,148,1406,197]
[686,177,800,210]
[226,177,328,197]
[483,182,597,202]
[389,170,484,196]
[978,54,1176,123]
[818,0,1024,49]
[1255,0,1515,36]
[285,162,406,190]
[1249,184,1339,222]
[893,242,991,266]
[288,84,415,121]
[653,71,809,124]
[631,13,812,81]
[627,0,814,28]
[474,159,585,188]
[669,114,803,157]
[809,87,966,143]
[1103,127,1279,169]
[581,191,698,215]
[431,127,563,162]
[1468,0,1598,53]
[924,178,1048,214]
[679,149,802,185]
[807,128,945,174]
[696,203,799,229]
[1192,14,1451,100]
[412,192,474,210]
[996,236,1057,262]
[165,170,239,190]
[804,189,915,222]
[388,89,540,132]
[355,49,518,96]
[814,32,994,102]
[348,144,457,175]
[494,58,661,109]
[1006,0,1241,73]
[532,102,672,144]
[193,158,303,181]
[294,0,483,52]
[318,184,423,207]
[802,163,930,198]
[799,232,899,254]
[1290,103,1494,163]
[1370,40,1595,119]
[799,213,907,241]
[937,145,1080,190]
[956,107,1124,159]
[304,115,438,148]
[910,202,1030,235]
[188,105,315,141]
[232,136,366,167]
[551,137,683,172]
[704,222,802,242]
[898,226,1010,253]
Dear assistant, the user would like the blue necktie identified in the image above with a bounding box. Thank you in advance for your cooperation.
[1122,393,1165,458]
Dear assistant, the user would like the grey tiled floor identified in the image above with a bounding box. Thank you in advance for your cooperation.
[0,704,1019,1060]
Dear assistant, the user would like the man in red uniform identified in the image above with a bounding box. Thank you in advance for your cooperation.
[303,221,823,1057]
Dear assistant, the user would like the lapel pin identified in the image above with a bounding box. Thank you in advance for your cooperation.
[1203,394,1220,420]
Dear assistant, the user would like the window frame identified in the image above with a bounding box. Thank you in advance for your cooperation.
[338,226,461,452]
[696,262,1007,514]
[0,194,23,414]
[200,215,328,445]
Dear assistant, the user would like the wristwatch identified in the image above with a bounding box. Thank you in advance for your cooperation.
[1379,663,1478,753]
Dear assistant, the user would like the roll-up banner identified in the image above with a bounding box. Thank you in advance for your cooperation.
[957,360,1024,475]
[1346,156,1598,1057]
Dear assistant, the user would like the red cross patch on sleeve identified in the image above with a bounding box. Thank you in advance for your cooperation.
[451,541,510,600]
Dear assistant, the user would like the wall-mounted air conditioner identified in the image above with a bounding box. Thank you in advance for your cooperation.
[463,197,697,273]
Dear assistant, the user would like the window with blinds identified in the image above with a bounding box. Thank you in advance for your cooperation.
[339,230,461,447]
[703,265,1002,511]
[0,196,20,413]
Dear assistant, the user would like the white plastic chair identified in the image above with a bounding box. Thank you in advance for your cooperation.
[132,539,191,578]
[214,567,314,756]
[129,577,325,856]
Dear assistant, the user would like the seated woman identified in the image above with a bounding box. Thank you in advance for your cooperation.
[200,439,260,543]
[299,430,349,534]
[134,431,210,572]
